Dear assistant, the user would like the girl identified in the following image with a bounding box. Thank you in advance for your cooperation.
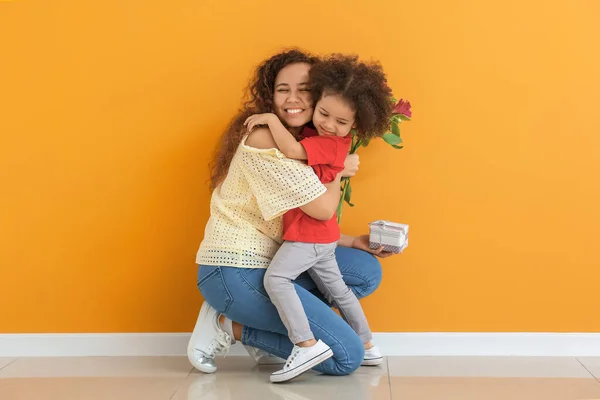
[245,54,394,382]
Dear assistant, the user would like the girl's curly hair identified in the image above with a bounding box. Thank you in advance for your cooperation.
[309,54,393,141]
[209,49,319,189]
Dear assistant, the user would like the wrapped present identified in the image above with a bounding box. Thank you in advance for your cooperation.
[368,220,409,253]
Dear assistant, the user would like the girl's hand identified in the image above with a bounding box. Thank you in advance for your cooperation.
[351,234,396,258]
[244,113,277,132]
[342,154,360,177]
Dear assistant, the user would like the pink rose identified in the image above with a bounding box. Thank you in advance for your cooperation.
[393,99,412,117]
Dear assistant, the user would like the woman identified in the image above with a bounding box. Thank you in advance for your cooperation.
[187,49,396,379]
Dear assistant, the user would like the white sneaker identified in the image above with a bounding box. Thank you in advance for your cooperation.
[270,340,333,383]
[361,345,383,366]
[244,345,286,365]
[187,302,232,373]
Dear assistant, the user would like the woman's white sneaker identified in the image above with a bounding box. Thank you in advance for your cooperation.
[187,302,233,373]
[270,340,333,383]
[361,345,383,366]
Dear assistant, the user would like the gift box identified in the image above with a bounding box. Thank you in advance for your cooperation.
[368,220,409,253]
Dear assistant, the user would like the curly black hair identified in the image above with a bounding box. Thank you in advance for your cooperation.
[308,54,393,140]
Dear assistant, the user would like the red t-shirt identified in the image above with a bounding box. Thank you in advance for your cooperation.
[282,128,351,243]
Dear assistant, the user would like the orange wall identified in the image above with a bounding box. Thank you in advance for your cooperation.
[1,0,600,333]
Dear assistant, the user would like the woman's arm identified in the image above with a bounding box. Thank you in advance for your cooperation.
[338,234,355,248]
[339,234,396,258]
[299,174,341,221]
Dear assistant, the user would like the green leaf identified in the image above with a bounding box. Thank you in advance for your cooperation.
[391,123,401,137]
[382,133,402,145]
[344,182,354,207]
[392,145,404,149]
[399,114,411,121]
[362,137,370,147]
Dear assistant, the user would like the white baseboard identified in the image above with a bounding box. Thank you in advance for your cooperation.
[1,333,600,357]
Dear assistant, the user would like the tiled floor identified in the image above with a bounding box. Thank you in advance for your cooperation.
[0,356,599,399]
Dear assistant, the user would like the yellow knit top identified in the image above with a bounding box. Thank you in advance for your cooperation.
[195,136,326,268]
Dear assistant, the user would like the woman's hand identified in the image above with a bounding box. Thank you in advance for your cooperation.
[341,154,360,178]
[351,234,396,258]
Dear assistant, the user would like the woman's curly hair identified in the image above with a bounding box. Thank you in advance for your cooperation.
[209,49,319,189]
[309,54,393,141]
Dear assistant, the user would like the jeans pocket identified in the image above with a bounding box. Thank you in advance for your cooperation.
[197,265,233,314]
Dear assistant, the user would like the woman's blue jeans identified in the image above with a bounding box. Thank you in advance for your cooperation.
[197,246,383,376]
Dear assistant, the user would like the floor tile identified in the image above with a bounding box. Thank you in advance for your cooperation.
[174,369,391,400]
[0,356,193,378]
[202,355,389,373]
[0,358,15,371]
[177,356,391,399]
[390,377,600,400]
[0,377,185,400]
[388,356,594,378]
[355,357,390,376]
[578,358,600,381]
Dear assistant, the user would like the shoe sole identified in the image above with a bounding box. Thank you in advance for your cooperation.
[187,304,217,374]
[361,357,384,366]
[270,348,333,383]
[258,358,287,365]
